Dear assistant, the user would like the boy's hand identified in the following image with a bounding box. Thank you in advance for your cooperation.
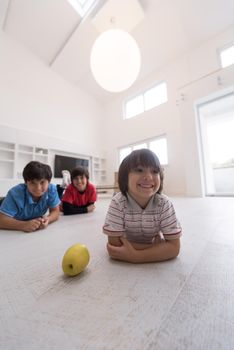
[107,237,137,262]
[87,204,95,213]
[39,216,49,229]
[22,218,43,233]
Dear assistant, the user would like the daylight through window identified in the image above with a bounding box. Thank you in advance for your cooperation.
[67,0,98,17]
[219,44,234,68]
[119,136,168,166]
[124,82,168,119]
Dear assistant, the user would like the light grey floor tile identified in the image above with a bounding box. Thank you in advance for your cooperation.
[1,197,234,350]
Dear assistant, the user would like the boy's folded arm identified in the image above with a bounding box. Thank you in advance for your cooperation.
[103,226,123,247]
[47,206,60,223]
[108,235,123,247]
[0,212,24,230]
[62,201,88,215]
[0,213,41,232]
[107,236,180,263]
[131,238,180,263]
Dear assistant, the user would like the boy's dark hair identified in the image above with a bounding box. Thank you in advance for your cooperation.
[71,166,89,181]
[118,149,164,196]
[23,161,52,182]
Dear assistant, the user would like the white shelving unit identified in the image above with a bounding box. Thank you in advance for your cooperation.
[92,157,107,185]
[0,141,15,179]
[0,139,107,195]
[0,140,108,183]
[0,141,49,180]
[16,145,49,179]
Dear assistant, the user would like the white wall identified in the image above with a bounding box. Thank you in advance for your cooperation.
[1,25,234,198]
[0,31,105,157]
[104,25,234,196]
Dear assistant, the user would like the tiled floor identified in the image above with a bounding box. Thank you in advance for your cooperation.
[0,196,233,350]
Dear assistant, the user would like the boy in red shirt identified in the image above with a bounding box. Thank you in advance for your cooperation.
[61,166,96,215]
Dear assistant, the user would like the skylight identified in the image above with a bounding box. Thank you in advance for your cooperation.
[67,0,98,18]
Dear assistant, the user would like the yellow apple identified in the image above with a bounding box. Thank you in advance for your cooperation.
[62,243,90,276]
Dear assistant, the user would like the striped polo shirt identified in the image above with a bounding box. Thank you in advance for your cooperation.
[103,192,181,244]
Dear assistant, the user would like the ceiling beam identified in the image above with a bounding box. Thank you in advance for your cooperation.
[49,0,107,67]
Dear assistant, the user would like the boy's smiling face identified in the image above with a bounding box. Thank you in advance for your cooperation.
[128,166,160,208]
[72,175,87,192]
[26,179,49,201]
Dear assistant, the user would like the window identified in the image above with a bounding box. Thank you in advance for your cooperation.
[149,138,168,165]
[219,44,234,68]
[124,82,168,119]
[119,147,132,163]
[67,0,98,17]
[133,143,147,151]
[119,136,168,165]
[144,82,167,111]
[125,95,144,119]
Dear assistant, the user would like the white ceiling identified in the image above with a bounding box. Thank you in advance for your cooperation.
[2,0,234,103]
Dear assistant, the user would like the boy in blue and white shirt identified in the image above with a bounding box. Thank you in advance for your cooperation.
[0,161,60,233]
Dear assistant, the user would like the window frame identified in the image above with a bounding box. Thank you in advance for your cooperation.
[123,81,168,120]
[67,0,98,17]
[118,135,168,166]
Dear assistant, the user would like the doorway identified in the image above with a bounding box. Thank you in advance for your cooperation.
[197,92,234,196]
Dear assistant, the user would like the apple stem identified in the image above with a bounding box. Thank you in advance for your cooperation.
[69,264,73,269]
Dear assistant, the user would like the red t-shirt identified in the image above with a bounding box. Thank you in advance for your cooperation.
[61,182,96,207]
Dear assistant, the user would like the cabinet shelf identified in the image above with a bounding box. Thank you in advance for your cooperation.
[0,160,14,178]
[18,151,33,155]
[0,148,14,152]
[0,141,50,180]
[35,147,48,155]
[0,141,15,150]
[18,145,33,152]
[92,156,106,185]
[0,150,15,160]
[0,158,14,162]
[0,142,15,178]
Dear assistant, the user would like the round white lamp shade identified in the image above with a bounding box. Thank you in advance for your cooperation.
[90,29,141,92]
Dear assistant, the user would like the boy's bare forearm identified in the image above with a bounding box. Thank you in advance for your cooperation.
[0,213,25,231]
[0,213,41,232]
[130,239,180,263]
[46,207,60,224]
[107,235,180,263]
[108,235,123,247]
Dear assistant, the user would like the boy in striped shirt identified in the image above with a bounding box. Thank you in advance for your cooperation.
[103,149,181,263]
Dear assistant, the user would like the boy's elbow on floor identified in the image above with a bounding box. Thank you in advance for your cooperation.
[172,240,180,258]
[166,239,180,259]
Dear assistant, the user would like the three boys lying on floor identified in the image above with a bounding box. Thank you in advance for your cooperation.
[0,149,181,263]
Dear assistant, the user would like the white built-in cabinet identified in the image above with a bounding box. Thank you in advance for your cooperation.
[0,140,106,185]
[91,157,107,185]
[0,141,15,179]
[16,145,49,179]
[0,141,49,179]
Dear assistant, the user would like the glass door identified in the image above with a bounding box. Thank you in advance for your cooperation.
[197,92,234,196]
